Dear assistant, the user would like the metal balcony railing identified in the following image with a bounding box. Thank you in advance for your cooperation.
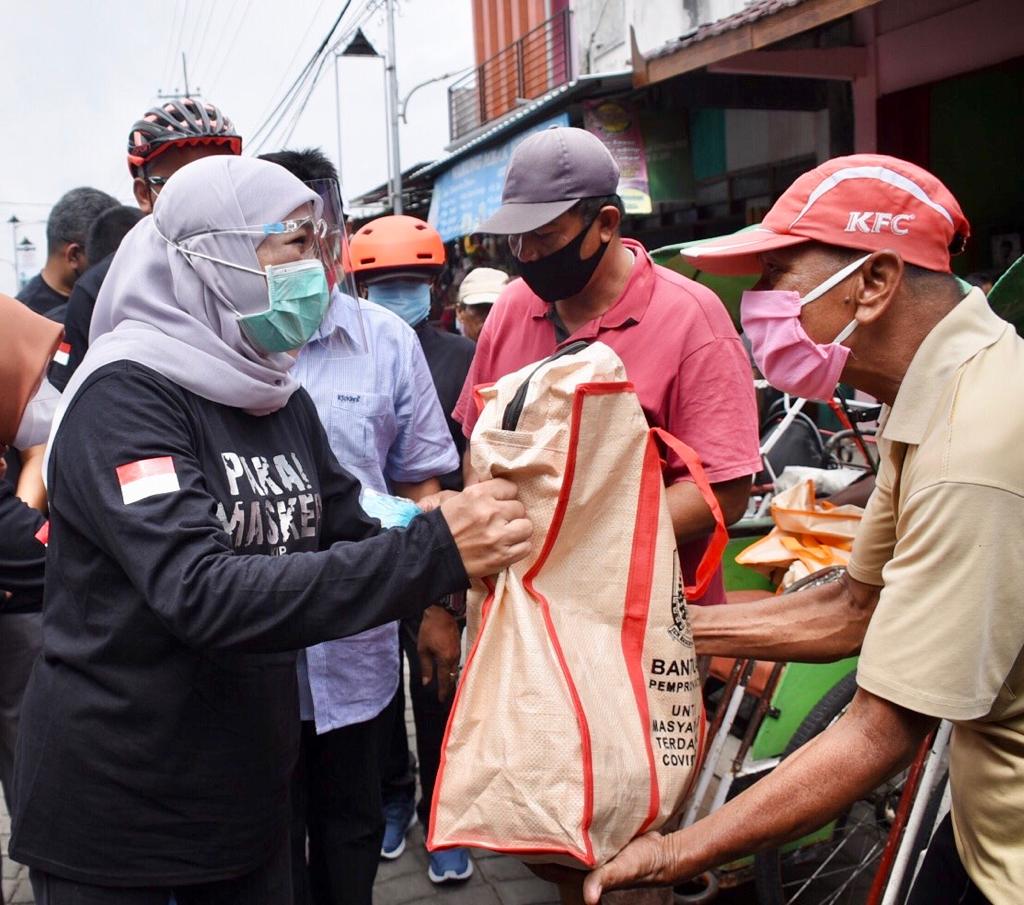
[448,9,573,143]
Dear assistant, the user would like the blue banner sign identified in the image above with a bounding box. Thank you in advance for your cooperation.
[429,113,570,241]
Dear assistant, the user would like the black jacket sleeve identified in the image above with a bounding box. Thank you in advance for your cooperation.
[0,479,46,602]
[51,367,468,654]
[49,257,108,391]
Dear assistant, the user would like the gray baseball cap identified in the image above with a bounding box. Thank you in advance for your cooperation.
[476,126,620,235]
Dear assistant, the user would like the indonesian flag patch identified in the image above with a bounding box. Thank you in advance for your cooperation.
[34,521,49,546]
[116,456,180,505]
[53,342,71,367]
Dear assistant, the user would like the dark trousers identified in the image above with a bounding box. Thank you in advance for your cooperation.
[380,614,455,836]
[1,612,42,905]
[290,710,388,905]
[908,813,992,905]
[29,833,291,905]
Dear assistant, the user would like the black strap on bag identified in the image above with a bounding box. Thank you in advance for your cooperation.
[501,341,590,431]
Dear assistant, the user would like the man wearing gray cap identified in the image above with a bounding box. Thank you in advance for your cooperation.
[451,125,761,904]
[454,126,759,604]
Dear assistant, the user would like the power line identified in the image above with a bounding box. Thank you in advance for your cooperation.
[252,0,381,154]
[182,1,216,88]
[248,1,348,144]
[203,0,251,95]
[159,2,185,92]
[189,0,232,89]
[160,0,193,93]
[249,0,330,127]
[248,0,362,151]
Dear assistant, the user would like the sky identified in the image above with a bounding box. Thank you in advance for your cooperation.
[0,0,474,295]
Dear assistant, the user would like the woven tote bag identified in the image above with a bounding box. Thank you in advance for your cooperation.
[429,341,727,867]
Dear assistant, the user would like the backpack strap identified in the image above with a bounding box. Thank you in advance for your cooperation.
[651,427,729,600]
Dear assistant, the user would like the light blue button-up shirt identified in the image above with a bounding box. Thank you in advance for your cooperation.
[291,290,458,733]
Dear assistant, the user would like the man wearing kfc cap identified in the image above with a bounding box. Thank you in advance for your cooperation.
[453,126,761,614]
[583,155,1024,905]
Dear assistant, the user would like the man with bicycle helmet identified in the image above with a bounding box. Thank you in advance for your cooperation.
[349,214,478,885]
[585,155,1023,905]
[51,98,241,392]
[127,97,241,211]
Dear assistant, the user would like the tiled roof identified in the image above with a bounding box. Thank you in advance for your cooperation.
[651,0,808,59]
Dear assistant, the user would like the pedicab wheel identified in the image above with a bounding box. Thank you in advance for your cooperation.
[753,670,893,905]
[673,869,719,904]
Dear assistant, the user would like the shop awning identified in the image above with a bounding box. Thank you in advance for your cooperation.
[632,0,882,87]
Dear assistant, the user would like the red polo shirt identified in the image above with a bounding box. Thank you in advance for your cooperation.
[453,239,761,605]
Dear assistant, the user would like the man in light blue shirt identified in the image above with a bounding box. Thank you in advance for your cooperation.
[264,149,458,905]
[291,289,457,904]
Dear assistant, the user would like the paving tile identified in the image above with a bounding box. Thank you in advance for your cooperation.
[476,855,539,883]
[404,885,502,905]
[496,877,563,905]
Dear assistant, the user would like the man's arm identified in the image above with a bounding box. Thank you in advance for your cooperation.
[666,475,750,543]
[393,478,441,502]
[583,688,935,902]
[692,571,880,662]
[395,477,461,700]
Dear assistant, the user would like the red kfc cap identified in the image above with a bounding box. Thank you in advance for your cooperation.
[682,154,970,275]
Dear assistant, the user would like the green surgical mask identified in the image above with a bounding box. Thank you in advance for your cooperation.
[237,259,330,354]
[156,222,333,355]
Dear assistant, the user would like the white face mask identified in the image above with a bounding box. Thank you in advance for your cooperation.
[14,378,61,449]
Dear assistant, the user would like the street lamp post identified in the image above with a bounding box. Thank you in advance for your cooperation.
[384,0,402,214]
[334,28,386,208]
[16,237,36,291]
[7,215,20,290]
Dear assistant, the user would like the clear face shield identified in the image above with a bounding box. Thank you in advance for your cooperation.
[306,177,367,358]
[164,182,367,358]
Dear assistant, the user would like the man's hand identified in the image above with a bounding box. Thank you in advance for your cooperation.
[583,833,678,903]
[417,489,458,514]
[440,478,532,578]
[583,689,934,902]
[0,445,8,483]
[418,605,462,701]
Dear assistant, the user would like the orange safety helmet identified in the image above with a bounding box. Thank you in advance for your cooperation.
[349,215,445,281]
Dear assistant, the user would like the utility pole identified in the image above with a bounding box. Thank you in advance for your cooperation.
[384,0,403,214]
[158,53,201,101]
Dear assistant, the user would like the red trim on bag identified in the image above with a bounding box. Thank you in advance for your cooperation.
[621,434,664,836]
[427,578,495,853]
[432,381,645,865]
[651,428,729,600]
[515,384,635,867]
[472,382,495,417]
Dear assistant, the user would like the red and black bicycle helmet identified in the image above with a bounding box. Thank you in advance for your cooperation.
[127,98,242,175]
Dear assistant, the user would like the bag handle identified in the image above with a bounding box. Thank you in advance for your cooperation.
[651,427,729,601]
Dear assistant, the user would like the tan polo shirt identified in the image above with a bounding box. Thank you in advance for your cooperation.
[848,288,1024,903]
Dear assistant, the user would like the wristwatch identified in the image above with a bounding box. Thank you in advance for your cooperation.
[437,590,467,620]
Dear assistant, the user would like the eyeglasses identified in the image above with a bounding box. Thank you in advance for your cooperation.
[143,175,170,196]
[179,217,332,243]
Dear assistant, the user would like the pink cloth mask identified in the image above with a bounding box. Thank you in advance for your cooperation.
[740,254,870,401]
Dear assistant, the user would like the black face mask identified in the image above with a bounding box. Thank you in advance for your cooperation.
[516,215,610,303]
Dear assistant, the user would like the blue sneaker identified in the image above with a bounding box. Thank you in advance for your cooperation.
[428,847,474,884]
[380,797,417,860]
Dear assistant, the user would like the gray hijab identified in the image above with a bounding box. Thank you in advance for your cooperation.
[42,155,321,482]
[84,155,321,407]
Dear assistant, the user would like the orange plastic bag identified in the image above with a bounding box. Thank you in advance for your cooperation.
[429,342,726,867]
[736,480,863,587]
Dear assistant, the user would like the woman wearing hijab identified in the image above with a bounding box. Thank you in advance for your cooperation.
[0,293,61,602]
[9,156,530,905]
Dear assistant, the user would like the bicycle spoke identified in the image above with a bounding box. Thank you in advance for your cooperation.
[780,813,888,904]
